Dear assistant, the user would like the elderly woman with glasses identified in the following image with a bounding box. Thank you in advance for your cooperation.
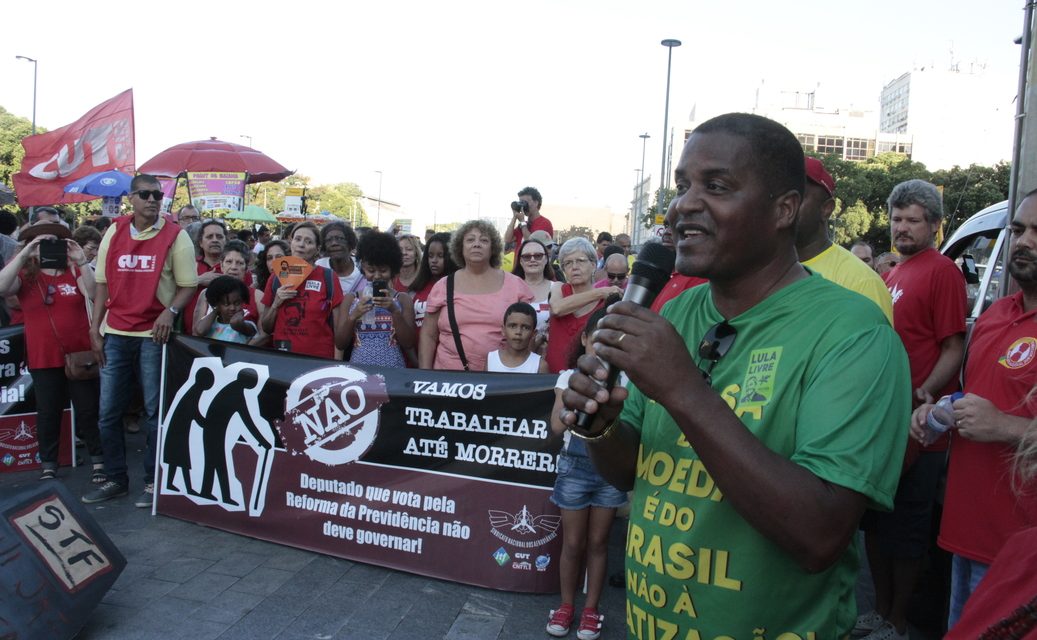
[419,220,533,371]
[316,222,366,299]
[545,237,622,373]
[0,219,105,483]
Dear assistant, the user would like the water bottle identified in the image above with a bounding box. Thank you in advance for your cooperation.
[362,285,376,326]
[922,392,963,446]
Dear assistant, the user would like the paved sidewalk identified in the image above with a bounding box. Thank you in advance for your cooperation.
[0,431,628,640]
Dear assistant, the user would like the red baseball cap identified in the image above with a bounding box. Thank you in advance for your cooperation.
[805,157,835,196]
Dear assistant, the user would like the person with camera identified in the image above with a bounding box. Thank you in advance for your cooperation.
[341,231,416,368]
[505,186,554,261]
[0,218,104,484]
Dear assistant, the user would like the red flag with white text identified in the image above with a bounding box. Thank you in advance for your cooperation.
[11,89,135,207]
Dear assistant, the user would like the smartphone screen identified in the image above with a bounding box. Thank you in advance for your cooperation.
[39,239,68,270]
[372,279,388,298]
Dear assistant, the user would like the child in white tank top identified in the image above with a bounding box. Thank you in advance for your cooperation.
[486,302,548,373]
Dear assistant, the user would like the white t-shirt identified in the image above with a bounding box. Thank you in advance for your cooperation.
[486,350,541,374]
[316,256,366,296]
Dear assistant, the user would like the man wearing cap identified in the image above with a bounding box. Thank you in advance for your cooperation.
[505,186,553,260]
[796,158,893,324]
[856,179,966,640]
[82,174,198,508]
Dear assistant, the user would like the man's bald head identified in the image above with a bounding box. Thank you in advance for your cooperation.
[604,253,628,273]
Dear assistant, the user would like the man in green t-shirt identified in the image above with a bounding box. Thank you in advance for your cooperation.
[561,113,911,639]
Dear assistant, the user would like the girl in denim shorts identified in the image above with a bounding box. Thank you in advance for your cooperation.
[546,305,626,640]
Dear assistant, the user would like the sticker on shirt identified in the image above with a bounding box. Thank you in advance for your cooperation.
[305,279,323,293]
[738,347,782,410]
[57,284,78,296]
[999,336,1037,370]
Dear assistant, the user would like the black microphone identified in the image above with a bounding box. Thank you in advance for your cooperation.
[573,242,676,431]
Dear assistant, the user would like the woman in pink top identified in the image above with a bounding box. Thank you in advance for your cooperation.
[419,220,533,371]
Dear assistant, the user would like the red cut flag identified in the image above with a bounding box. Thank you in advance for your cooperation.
[12,89,135,207]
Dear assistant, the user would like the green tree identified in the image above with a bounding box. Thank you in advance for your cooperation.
[0,106,35,185]
[306,182,369,226]
[831,198,873,246]
[556,225,595,245]
[932,161,1010,236]
[640,187,676,228]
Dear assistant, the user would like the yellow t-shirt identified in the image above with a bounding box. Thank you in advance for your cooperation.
[95,216,198,337]
[802,243,894,325]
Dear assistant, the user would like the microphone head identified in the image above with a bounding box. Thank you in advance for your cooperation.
[630,242,676,291]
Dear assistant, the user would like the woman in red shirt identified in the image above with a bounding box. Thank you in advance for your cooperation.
[0,220,104,482]
[260,223,347,359]
[545,237,622,373]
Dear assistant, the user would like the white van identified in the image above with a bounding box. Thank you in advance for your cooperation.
[940,200,1009,326]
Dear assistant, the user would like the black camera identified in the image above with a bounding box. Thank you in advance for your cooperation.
[510,200,529,214]
[39,238,68,269]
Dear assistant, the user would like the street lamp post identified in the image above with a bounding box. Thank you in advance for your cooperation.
[240,134,253,148]
[15,55,37,135]
[375,170,383,229]
[658,39,681,217]
[638,132,650,231]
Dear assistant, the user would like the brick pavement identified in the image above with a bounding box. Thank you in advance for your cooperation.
[0,431,628,640]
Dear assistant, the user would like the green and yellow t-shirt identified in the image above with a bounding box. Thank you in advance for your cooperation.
[620,273,910,639]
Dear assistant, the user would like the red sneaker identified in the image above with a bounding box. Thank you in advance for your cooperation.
[577,608,603,640]
[546,603,574,637]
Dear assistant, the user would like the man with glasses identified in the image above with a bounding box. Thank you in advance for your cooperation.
[594,253,629,290]
[83,174,197,507]
[176,205,200,226]
[560,113,911,638]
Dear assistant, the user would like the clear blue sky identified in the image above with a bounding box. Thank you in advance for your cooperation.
[0,0,1025,225]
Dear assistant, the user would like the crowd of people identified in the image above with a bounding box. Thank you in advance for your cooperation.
[4,111,1037,639]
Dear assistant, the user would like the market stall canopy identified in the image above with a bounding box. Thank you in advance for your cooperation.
[227,205,278,223]
[139,138,294,184]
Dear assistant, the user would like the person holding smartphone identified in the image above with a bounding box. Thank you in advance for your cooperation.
[341,231,416,368]
[0,218,104,484]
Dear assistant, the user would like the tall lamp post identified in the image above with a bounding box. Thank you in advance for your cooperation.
[15,55,37,135]
[240,134,253,148]
[658,39,681,217]
[375,170,383,229]
[638,132,650,232]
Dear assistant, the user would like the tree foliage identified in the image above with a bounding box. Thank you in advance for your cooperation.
[556,225,596,245]
[626,149,1010,251]
[814,152,1009,250]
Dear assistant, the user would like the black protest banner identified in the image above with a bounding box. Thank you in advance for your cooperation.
[156,336,565,592]
[0,326,73,473]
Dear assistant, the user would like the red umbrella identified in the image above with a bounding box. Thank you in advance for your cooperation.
[138,137,294,184]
